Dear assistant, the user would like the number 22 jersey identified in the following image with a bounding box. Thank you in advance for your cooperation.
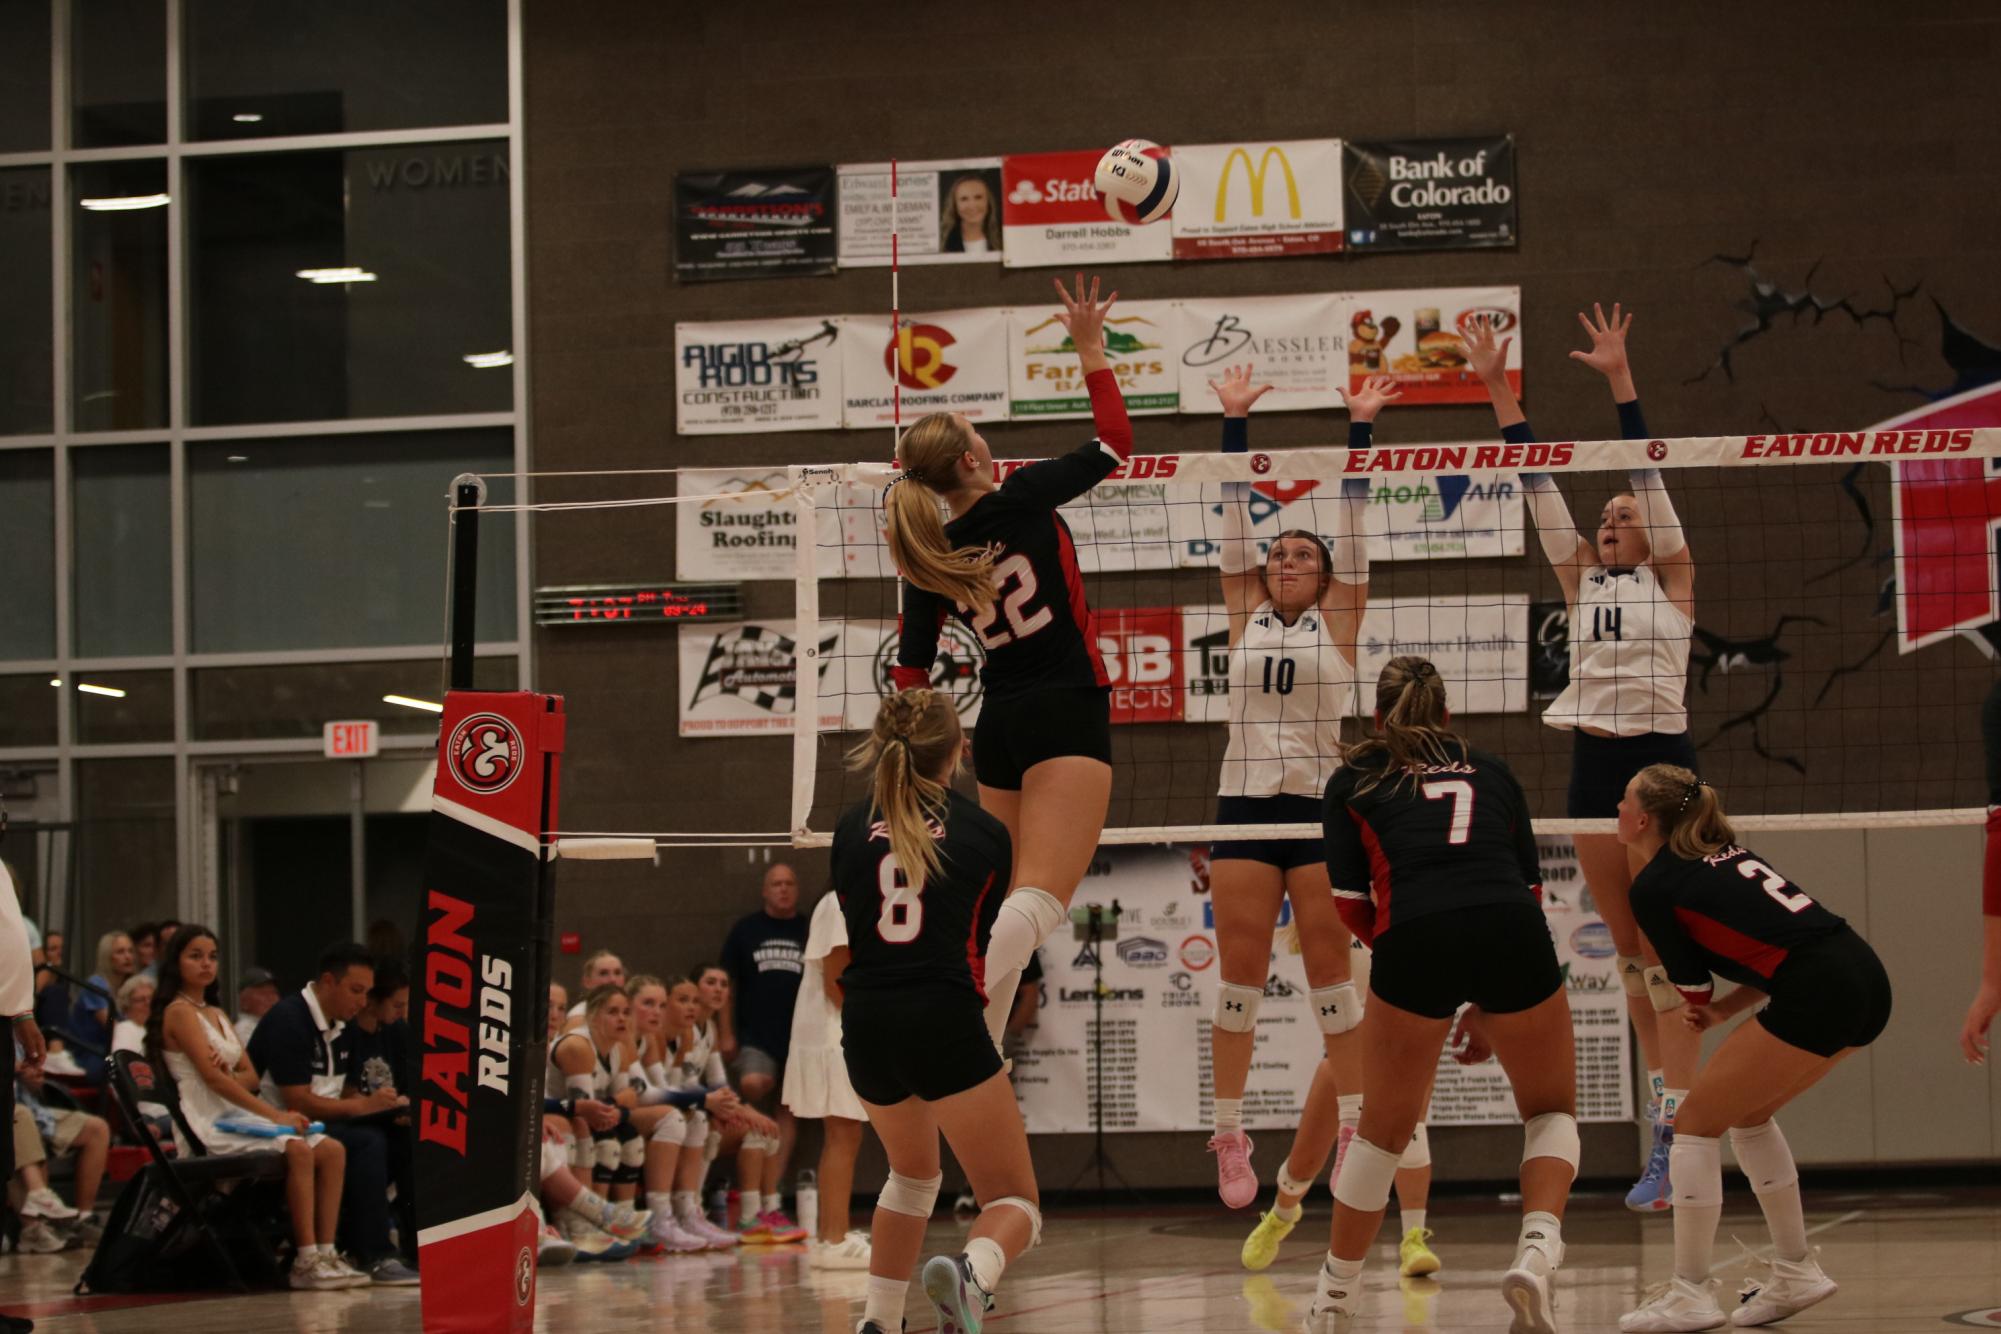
[831,789,1013,1000]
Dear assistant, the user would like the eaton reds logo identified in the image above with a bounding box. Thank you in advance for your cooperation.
[448,713,524,795]
[1647,439,1668,461]
[887,323,958,390]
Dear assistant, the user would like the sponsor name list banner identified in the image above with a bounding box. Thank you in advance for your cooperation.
[1008,298,1179,419]
[1169,140,1344,261]
[837,160,1006,267]
[1177,293,1347,414]
[1341,286,1521,406]
[1001,148,1173,268]
[675,318,844,435]
[1344,136,1516,252]
[841,308,1011,428]
[1169,471,1525,569]
[673,167,838,282]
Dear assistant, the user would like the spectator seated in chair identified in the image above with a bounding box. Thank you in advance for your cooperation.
[69,931,136,1083]
[14,1039,110,1247]
[233,967,280,1050]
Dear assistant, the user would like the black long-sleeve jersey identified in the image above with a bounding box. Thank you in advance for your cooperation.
[1322,740,1543,941]
[830,789,1012,1001]
[1629,842,1848,1006]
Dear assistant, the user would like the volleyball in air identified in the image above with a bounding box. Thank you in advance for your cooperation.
[1094,139,1178,224]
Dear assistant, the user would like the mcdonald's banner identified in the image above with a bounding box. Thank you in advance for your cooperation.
[1008,298,1180,419]
[838,307,1010,428]
[1168,140,1344,261]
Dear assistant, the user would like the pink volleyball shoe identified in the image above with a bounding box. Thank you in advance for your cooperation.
[1207,1128,1258,1209]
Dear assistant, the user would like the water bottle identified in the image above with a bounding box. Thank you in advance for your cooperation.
[795,1169,819,1240]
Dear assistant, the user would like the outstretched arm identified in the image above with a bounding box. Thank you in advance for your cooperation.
[1573,303,1692,612]
[1470,323,1592,598]
[1209,363,1272,629]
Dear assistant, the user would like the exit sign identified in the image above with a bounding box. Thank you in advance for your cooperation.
[324,720,380,758]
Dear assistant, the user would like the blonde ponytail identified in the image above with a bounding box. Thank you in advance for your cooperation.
[1632,763,1736,859]
[1341,655,1461,795]
[885,414,996,611]
[846,688,964,884]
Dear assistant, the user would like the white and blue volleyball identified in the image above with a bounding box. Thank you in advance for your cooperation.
[1093,139,1178,225]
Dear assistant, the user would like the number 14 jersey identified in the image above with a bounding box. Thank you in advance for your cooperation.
[831,789,1013,1000]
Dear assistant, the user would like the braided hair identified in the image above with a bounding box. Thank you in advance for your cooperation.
[846,688,964,882]
[1340,655,1464,795]
[1631,763,1736,859]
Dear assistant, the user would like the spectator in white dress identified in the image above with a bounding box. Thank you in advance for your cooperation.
[781,888,873,1270]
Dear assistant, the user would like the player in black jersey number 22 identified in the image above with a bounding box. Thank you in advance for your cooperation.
[831,690,1040,1334]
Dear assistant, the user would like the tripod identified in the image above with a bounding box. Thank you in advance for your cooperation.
[1061,901,1138,1201]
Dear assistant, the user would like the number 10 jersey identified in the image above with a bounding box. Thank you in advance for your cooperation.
[1219,600,1356,798]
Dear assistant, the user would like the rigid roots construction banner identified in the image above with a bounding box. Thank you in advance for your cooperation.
[1343,137,1516,252]
[674,317,843,434]
[1169,140,1344,260]
[1009,839,1632,1133]
[837,159,1005,267]
[673,167,838,281]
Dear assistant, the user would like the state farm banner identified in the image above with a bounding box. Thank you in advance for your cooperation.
[1340,287,1521,405]
[678,621,843,736]
[1001,148,1173,267]
[1010,838,1631,1132]
[673,167,837,281]
[1343,137,1516,252]
[1177,293,1347,413]
[1169,140,1344,260]
[1009,298,1179,418]
[1168,471,1524,569]
[674,318,843,435]
[837,159,1005,267]
[676,468,849,581]
[840,308,1010,428]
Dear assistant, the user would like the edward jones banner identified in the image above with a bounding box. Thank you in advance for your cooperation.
[674,318,843,435]
[1344,137,1516,252]
[840,308,1010,428]
[1169,140,1344,260]
[673,167,837,281]
[1177,293,1346,413]
[837,159,1005,267]
[1341,286,1521,406]
[1001,148,1173,267]
[1008,298,1179,418]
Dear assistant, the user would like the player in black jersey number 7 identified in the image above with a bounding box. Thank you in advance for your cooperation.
[831,690,1040,1334]
[1616,765,1891,1333]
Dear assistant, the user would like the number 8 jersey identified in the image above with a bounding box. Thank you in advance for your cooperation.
[831,789,1013,1001]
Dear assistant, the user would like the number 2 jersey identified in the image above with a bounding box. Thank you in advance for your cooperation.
[1629,842,1847,1006]
[1322,740,1543,944]
[830,789,1013,1001]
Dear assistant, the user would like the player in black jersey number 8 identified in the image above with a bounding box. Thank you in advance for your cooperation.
[1616,765,1890,1333]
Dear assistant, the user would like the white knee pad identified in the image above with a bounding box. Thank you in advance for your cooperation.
[570,1134,595,1172]
[1311,983,1362,1036]
[984,1195,1042,1249]
[878,1170,943,1219]
[1276,1161,1315,1199]
[682,1109,709,1149]
[539,1137,570,1181]
[619,1131,646,1168]
[592,1137,619,1173]
[1643,965,1686,1013]
[1330,1136,1400,1214]
[989,887,1068,977]
[1521,1113,1580,1174]
[650,1107,689,1144]
[1669,1133,1724,1208]
[1618,954,1648,999]
[744,1130,781,1155]
[704,1130,722,1163]
[1213,981,1263,1033]
[1729,1121,1798,1195]
[1397,1123,1430,1171]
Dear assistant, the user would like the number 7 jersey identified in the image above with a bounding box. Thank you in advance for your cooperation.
[831,789,1013,1001]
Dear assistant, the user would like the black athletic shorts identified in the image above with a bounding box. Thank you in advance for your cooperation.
[841,985,1003,1105]
[1757,927,1892,1058]
[1566,729,1700,818]
[1368,901,1564,1020]
[972,685,1111,791]
[1210,794,1325,870]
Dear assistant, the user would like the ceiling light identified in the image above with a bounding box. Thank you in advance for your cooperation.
[382,694,443,713]
[79,194,170,212]
[232,112,264,123]
[48,678,61,688]
[295,267,378,284]
[462,351,514,369]
[76,683,128,698]
[226,454,248,463]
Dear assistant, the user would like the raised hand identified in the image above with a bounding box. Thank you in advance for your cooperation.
[1338,374,1404,424]
[1462,321,1513,386]
[1051,272,1118,361]
[1206,363,1273,418]
[1568,301,1634,379]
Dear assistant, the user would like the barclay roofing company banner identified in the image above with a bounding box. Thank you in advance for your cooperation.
[1000,148,1173,267]
[840,308,1010,428]
[673,167,838,281]
[674,317,844,434]
[1008,298,1180,419]
[836,159,1006,267]
[1169,140,1344,261]
[1343,136,1516,251]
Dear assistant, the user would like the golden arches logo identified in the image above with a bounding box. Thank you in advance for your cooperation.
[886,323,958,390]
[1214,146,1300,223]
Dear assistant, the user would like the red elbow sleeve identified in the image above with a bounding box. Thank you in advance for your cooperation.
[1084,368,1133,459]
[1985,808,2001,916]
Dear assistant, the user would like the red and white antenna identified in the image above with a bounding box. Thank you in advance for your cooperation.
[889,157,901,463]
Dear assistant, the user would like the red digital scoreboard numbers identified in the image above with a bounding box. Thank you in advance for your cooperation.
[532,582,744,627]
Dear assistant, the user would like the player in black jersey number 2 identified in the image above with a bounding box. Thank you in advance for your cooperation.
[1616,765,1891,1333]
[1311,657,1579,1334]
[831,690,1040,1334]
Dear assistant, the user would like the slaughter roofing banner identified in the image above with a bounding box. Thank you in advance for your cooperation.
[1175,293,1347,414]
[1001,148,1174,267]
[837,159,1006,267]
[673,166,837,281]
[839,308,1010,428]
[1169,139,1344,260]
[1343,136,1516,252]
[1008,297,1180,418]
[674,317,844,435]
[1340,286,1521,405]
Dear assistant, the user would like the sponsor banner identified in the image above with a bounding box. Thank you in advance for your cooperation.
[675,468,863,581]
[1169,140,1344,261]
[836,159,1005,267]
[841,308,1010,428]
[1011,839,1630,1132]
[1177,294,1346,414]
[1343,136,1516,252]
[1170,471,1524,569]
[674,318,843,435]
[1008,298,1179,418]
[1095,608,1183,724]
[678,621,843,736]
[1341,286,1521,405]
[673,166,837,282]
[1000,148,1174,267]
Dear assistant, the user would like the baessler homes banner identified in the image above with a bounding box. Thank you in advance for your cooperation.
[1168,140,1344,260]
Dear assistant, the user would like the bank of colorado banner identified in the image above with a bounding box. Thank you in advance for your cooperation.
[673,167,837,281]
[1007,298,1179,418]
[415,691,563,1332]
[1344,137,1516,252]
[674,317,844,435]
[1340,286,1521,405]
[1001,148,1173,267]
[1009,838,1631,1133]
[837,159,1005,267]
[841,308,1010,428]
[1169,140,1344,260]
[1177,293,1347,413]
